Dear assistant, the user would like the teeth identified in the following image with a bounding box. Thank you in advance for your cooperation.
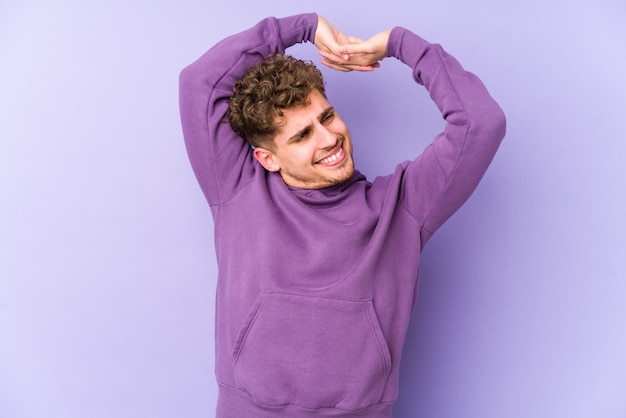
[319,147,343,164]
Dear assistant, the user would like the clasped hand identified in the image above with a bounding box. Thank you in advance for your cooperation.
[314,15,391,73]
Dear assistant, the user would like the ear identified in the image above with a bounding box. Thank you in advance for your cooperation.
[253,147,281,172]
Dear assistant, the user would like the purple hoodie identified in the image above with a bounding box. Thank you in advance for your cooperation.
[179,13,505,417]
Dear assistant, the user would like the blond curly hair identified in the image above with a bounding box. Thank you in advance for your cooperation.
[228,53,326,149]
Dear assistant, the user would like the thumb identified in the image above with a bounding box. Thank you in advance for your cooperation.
[338,42,370,57]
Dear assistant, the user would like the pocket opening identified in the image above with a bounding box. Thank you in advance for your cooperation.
[232,292,391,411]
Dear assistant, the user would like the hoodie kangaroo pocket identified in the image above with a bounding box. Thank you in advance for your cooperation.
[232,292,391,411]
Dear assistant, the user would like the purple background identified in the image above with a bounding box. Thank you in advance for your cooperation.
[1,0,625,417]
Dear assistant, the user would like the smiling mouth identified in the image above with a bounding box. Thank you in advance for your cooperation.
[315,143,345,165]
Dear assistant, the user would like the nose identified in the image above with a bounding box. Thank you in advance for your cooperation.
[317,124,336,149]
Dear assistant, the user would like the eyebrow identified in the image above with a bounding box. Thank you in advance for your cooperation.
[287,107,335,144]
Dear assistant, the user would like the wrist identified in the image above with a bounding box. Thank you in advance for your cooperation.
[276,13,318,47]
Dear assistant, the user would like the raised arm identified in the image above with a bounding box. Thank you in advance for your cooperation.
[179,14,318,206]
[323,27,506,242]
[392,28,506,242]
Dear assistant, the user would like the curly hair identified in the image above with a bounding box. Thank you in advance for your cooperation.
[228,53,326,149]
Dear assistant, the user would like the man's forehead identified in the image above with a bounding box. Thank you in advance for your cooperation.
[277,96,331,131]
[282,91,329,117]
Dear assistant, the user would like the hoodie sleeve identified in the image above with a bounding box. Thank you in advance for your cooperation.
[387,27,506,243]
[179,14,318,207]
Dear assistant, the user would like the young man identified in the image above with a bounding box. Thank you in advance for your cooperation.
[179,13,505,417]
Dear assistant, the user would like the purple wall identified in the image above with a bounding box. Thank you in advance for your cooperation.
[1,1,625,417]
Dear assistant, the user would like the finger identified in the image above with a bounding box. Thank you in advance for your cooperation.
[321,61,352,72]
[320,58,352,72]
[346,36,365,44]
[320,48,351,62]
[318,49,349,65]
[324,59,376,72]
[338,43,370,57]
[323,52,379,70]
[319,49,370,68]
[319,49,379,72]
[346,64,376,72]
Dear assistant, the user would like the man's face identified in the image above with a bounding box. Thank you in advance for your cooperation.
[253,89,354,189]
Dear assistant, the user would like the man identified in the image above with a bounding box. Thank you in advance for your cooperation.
[179,13,505,417]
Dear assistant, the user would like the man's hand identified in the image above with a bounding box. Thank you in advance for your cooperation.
[318,28,391,73]
[314,15,386,72]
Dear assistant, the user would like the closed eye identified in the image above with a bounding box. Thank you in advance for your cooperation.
[293,128,311,143]
[321,108,335,124]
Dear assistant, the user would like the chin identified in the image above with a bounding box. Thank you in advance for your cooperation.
[328,165,354,187]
